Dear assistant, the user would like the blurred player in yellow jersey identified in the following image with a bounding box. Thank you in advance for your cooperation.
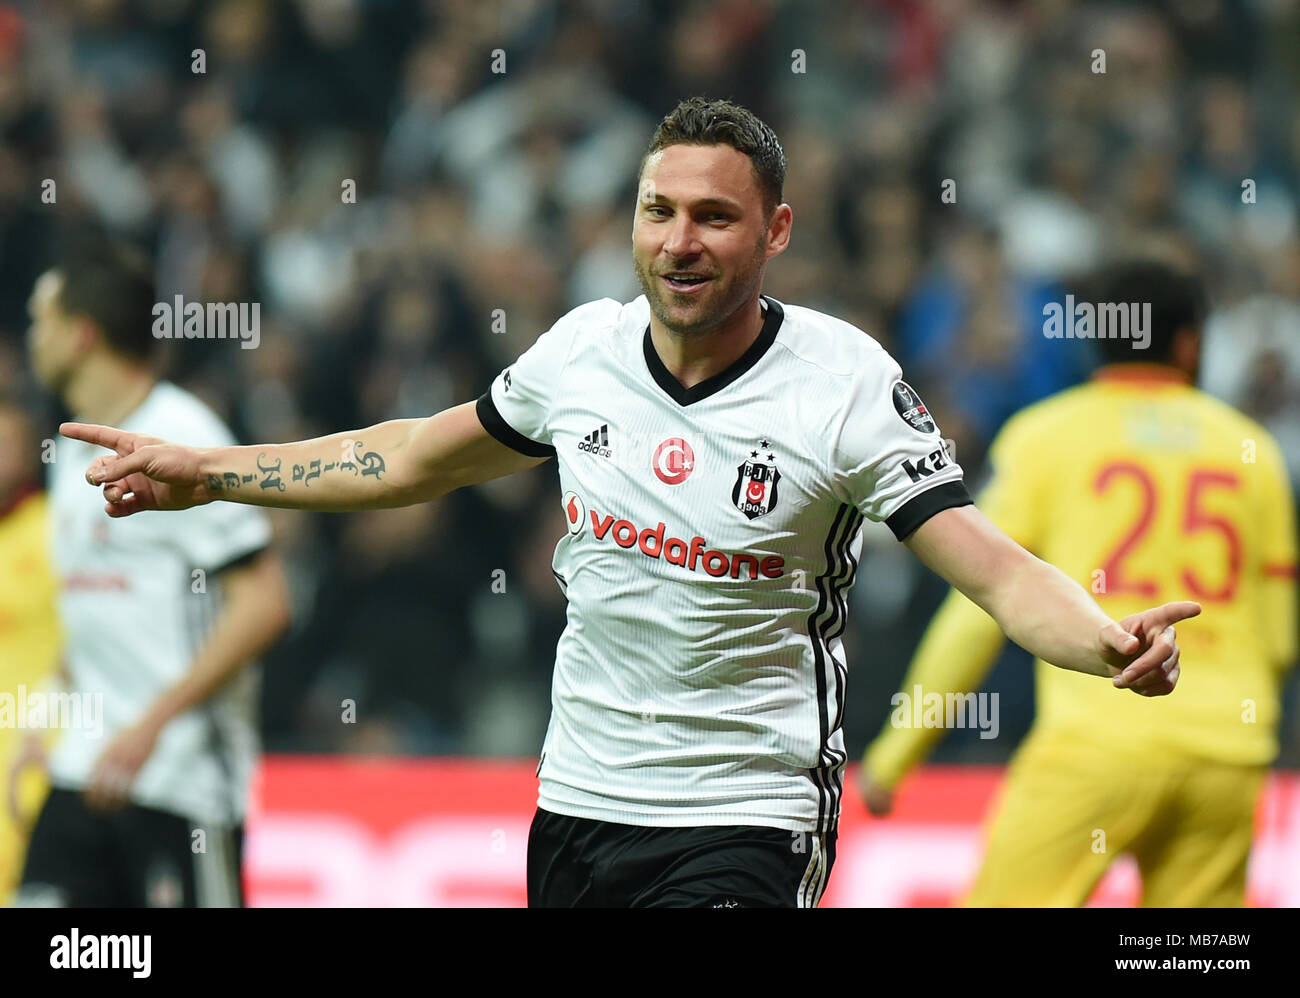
[861,260,1299,907]
[0,397,60,905]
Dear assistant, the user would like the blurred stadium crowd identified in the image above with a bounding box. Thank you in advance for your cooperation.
[0,0,1297,763]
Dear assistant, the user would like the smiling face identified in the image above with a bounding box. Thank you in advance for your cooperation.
[633,143,791,337]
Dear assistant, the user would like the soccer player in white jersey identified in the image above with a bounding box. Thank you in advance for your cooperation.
[18,241,291,907]
[61,99,1195,908]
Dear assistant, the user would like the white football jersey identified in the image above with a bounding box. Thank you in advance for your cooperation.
[48,381,272,826]
[479,294,970,834]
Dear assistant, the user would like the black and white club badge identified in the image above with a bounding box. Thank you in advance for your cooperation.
[732,439,782,520]
[892,381,936,433]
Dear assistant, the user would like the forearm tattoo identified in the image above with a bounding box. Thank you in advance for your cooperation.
[207,439,387,493]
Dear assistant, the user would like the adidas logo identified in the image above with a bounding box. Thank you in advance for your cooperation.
[577,423,612,459]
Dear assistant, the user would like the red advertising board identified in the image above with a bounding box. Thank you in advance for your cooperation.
[245,757,1300,907]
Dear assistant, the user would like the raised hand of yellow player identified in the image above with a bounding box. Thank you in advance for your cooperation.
[6,734,48,824]
[1099,601,1201,697]
[858,765,894,818]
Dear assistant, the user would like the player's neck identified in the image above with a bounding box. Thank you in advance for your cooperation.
[65,357,157,427]
[649,295,766,392]
[1092,363,1194,386]
[0,479,38,519]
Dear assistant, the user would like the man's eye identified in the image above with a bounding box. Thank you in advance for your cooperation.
[646,205,668,217]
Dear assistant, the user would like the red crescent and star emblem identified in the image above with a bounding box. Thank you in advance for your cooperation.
[652,437,696,486]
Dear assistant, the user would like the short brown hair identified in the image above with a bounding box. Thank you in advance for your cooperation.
[642,97,786,216]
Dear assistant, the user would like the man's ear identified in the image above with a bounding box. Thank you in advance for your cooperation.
[75,317,100,353]
[766,203,793,258]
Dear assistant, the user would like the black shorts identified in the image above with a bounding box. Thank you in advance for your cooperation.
[16,786,244,908]
[527,807,836,908]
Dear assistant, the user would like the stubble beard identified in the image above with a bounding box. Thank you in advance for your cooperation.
[635,241,766,338]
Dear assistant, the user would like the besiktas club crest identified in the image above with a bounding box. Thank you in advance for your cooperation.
[732,458,781,520]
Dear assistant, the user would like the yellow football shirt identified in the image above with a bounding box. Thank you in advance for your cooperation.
[0,490,61,901]
[866,365,1298,783]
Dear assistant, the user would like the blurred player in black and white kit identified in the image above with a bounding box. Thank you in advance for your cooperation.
[17,242,291,907]
[60,101,1196,908]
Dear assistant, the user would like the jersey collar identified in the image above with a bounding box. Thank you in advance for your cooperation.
[642,295,784,407]
[1091,363,1193,386]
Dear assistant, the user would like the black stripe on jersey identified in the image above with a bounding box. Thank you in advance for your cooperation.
[806,503,861,834]
[475,391,557,459]
[822,509,863,736]
[819,507,863,832]
[823,507,861,826]
[885,480,974,541]
[642,296,784,406]
[807,506,847,834]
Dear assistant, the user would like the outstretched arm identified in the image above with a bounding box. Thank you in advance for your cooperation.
[904,505,1199,696]
[61,400,548,516]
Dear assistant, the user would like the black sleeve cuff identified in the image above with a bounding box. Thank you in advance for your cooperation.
[212,543,270,575]
[886,480,974,541]
[475,391,556,459]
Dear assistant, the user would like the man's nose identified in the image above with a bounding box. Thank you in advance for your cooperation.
[662,217,701,258]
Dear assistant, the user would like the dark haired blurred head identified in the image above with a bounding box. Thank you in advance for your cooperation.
[1084,260,1206,377]
[26,240,158,396]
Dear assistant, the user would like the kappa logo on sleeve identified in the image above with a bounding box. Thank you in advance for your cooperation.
[892,381,936,434]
